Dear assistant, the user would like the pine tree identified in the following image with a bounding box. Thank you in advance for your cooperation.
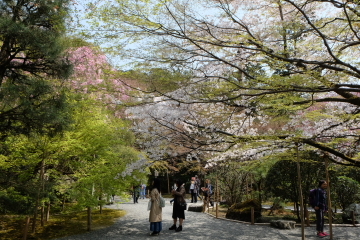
[0,0,72,137]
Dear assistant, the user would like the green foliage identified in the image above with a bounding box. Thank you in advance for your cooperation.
[0,93,146,214]
[264,151,327,204]
[121,68,192,94]
[333,176,360,210]
[0,0,73,137]
[0,187,32,214]
[56,97,146,209]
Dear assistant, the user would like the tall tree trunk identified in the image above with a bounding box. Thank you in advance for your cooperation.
[62,196,65,212]
[32,159,45,233]
[296,143,305,240]
[22,216,30,240]
[99,196,103,214]
[40,203,44,226]
[46,202,50,221]
[87,207,92,231]
[325,156,333,239]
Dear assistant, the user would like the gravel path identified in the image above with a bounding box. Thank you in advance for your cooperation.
[56,197,360,240]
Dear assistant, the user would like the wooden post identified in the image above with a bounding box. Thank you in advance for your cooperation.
[22,216,30,240]
[305,208,310,227]
[216,177,219,218]
[207,195,210,213]
[167,169,170,194]
[296,143,305,240]
[325,156,333,240]
[251,207,255,225]
[87,207,92,231]
[351,211,356,226]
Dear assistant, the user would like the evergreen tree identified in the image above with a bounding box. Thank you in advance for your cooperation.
[0,0,72,137]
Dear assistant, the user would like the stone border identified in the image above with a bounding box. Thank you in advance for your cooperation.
[203,211,360,228]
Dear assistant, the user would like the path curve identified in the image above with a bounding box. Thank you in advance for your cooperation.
[56,197,360,240]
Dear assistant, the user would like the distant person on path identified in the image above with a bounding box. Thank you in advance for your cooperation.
[202,179,214,207]
[133,185,140,204]
[189,177,197,203]
[195,175,201,200]
[169,179,186,232]
[141,183,147,199]
[149,178,162,236]
[311,180,329,238]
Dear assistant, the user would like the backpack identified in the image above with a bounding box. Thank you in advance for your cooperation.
[209,184,214,195]
[309,188,318,207]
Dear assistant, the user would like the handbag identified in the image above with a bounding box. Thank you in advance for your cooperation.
[147,200,152,211]
[159,196,165,208]
[179,200,187,210]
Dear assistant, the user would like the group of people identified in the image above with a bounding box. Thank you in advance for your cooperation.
[148,177,329,237]
[189,175,201,203]
[148,178,186,236]
[132,183,147,204]
[189,175,214,207]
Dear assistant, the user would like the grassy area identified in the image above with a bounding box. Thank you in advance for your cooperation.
[0,208,126,240]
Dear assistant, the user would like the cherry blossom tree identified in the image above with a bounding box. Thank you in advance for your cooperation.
[84,0,360,167]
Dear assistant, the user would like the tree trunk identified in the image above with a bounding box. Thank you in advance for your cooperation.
[87,207,92,231]
[62,196,65,212]
[99,195,103,214]
[325,156,333,239]
[46,202,50,221]
[22,216,30,240]
[32,159,45,233]
[296,143,305,240]
[295,201,301,221]
[40,203,44,226]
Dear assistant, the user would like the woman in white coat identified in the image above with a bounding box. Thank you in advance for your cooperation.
[149,178,162,236]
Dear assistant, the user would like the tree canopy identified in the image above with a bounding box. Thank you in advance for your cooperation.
[85,0,360,166]
[0,0,72,137]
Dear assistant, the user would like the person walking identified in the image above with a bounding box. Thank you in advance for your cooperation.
[149,178,162,236]
[133,185,140,204]
[311,180,329,238]
[169,179,186,232]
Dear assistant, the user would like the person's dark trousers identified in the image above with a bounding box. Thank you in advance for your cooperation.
[190,190,197,203]
[315,209,324,232]
[133,192,136,204]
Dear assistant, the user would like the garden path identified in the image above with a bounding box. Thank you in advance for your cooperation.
[55,197,360,240]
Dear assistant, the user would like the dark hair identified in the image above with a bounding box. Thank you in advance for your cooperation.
[318,180,326,187]
[175,179,183,186]
[152,178,161,191]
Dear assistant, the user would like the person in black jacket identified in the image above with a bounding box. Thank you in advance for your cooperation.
[169,179,186,232]
[311,180,329,238]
